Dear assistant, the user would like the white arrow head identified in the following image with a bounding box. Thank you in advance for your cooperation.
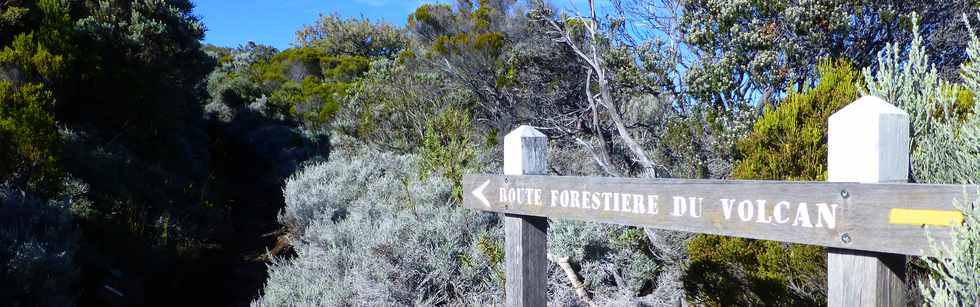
[472,180,491,208]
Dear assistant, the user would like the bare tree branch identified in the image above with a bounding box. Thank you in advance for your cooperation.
[585,71,623,177]
[541,1,661,177]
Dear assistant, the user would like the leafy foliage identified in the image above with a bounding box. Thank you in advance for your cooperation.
[0,0,264,305]
[4,0,980,305]
[250,47,370,130]
[336,58,475,151]
[675,0,978,110]
[0,82,59,193]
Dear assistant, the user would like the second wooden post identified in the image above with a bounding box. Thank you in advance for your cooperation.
[827,96,908,306]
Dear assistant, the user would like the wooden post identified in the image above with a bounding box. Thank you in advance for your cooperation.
[503,126,549,306]
[827,96,908,306]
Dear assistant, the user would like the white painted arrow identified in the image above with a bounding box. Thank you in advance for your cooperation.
[472,180,491,208]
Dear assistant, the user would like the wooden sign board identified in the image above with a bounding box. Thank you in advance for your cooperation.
[463,174,976,256]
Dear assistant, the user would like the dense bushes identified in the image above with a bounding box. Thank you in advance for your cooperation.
[2,0,257,305]
[296,14,406,58]
[419,107,478,200]
[0,3,77,303]
[246,14,407,131]
[337,58,477,151]
[684,60,861,306]
[247,47,371,130]
[257,139,678,306]
[918,22,980,303]
[3,0,980,305]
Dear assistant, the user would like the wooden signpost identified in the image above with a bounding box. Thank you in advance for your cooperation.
[464,175,969,256]
[464,97,978,307]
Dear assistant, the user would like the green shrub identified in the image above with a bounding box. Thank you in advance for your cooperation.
[251,47,327,86]
[335,58,475,152]
[419,106,477,201]
[0,1,69,195]
[685,60,861,306]
[0,34,64,195]
[0,81,60,194]
[255,48,370,129]
[732,59,861,181]
[295,14,406,58]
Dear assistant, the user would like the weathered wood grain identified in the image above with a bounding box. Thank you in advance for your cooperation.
[464,174,975,256]
[504,214,548,306]
[827,249,906,306]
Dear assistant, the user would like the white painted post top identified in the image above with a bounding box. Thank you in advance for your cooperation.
[828,96,910,183]
[504,125,548,176]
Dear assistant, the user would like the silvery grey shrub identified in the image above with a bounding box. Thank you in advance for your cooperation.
[920,192,980,307]
[0,186,79,307]
[254,144,504,306]
[864,14,980,305]
[863,14,980,186]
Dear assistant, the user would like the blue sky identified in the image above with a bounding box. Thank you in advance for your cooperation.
[194,0,448,49]
[194,0,595,50]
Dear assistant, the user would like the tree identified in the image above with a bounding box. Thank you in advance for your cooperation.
[0,0,70,195]
[0,81,60,193]
[616,0,979,110]
[525,1,732,305]
[296,14,407,58]
[36,1,229,305]
[253,48,370,130]
[337,58,476,152]
[536,0,661,177]
[408,1,525,139]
